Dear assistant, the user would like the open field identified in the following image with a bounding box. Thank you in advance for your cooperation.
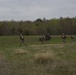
[0,35,76,75]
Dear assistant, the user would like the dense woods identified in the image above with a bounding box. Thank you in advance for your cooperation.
[0,17,76,35]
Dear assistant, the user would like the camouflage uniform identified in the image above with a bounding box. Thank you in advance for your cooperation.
[20,34,27,46]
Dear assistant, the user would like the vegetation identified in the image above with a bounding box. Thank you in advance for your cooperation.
[0,35,76,75]
[0,17,76,35]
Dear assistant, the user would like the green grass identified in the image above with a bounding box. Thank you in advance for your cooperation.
[0,35,76,75]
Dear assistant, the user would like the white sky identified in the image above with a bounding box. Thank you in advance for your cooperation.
[0,0,76,21]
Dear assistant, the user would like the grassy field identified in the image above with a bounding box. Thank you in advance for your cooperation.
[0,35,76,75]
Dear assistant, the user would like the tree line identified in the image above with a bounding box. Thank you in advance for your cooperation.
[0,17,76,36]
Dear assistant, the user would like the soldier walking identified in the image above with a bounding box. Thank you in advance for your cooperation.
[20,34,27,46]
[61,33,66,43]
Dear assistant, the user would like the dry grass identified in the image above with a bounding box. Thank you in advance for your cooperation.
[32,44,65,48]
[34,50,55,64]
[15,48,29,54]
[0,52,5,61]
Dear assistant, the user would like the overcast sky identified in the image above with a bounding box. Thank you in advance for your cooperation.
[0,0,76,21]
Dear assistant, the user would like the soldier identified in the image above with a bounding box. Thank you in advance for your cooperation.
[42,34,46,42]
[20,34,27,46]
[61,33,66,43]
[71,34,74,39]
[71,35,74,43]
[39,34,46,43]
[45,33,51,41]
